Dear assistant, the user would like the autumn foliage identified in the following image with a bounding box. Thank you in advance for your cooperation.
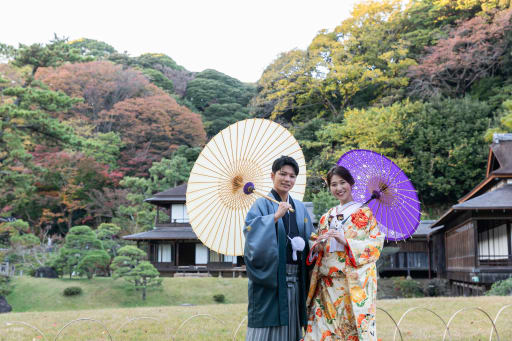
[35,61,163,121]
[35,61,206,175]
[409,9,512,97]
[30,146,122,234]
[105,95,206,175]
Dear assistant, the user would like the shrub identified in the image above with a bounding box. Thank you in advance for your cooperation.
[392,277,424,298]
[426,278,449,297]
[63,286,83,296]
[486,277,512,296]
[0,275,13,297]
[213,294,226,303]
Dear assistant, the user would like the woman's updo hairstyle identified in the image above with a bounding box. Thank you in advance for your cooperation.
[326,166,355,187]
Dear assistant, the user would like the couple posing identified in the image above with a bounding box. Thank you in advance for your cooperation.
[244,156,384,341]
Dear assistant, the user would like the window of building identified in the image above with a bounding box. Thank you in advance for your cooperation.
[195,244,208,264]
[398,252,406,268]
[208,249,236,263]
[171,204,189,223]
[224,255,236,264]
[479,223,509,260]
[389,252,427,269]
[407,252,428,269]
[209,249,223,262]
[157,244,172,263]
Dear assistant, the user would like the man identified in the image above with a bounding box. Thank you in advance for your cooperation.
[244,155,314,341]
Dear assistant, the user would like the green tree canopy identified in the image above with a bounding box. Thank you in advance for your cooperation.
[57,225,105,278]
[68,38,117,59]
[111,245,161,300]
[95,223,122,258]
[185,69,256,136]
[405,97,491,203]
[77,249,111,279]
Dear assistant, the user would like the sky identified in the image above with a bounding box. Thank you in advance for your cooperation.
[1,0,358,83]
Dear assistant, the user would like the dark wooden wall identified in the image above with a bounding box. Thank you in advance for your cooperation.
[431,232,446,275]
[445,220,476,270]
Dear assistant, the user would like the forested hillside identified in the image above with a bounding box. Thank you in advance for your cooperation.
[0,36,254,241]
[1,0,512,248]
[251,0,512,214]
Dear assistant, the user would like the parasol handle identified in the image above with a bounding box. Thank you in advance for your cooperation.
[364,189,382,206]
[242,182,295,213]
[252,190,295,213]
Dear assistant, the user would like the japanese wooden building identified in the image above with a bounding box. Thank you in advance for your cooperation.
[379,220,442,278]
[430,133,512,295]
[123,184,243,276]
[123,184,316,277]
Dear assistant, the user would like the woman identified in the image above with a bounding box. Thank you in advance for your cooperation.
[303,166,384,341]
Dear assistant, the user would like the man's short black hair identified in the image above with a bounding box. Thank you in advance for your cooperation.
[272,155,299,175]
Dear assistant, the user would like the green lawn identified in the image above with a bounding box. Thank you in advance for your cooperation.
[1,277,512,340]
[6,276,249,312]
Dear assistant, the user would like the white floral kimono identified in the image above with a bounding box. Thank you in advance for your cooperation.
[303,203,384,341]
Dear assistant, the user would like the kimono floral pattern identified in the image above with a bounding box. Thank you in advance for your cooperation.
[303,206,384,341]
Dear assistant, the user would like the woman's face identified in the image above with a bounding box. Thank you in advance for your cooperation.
[329,174,353,204]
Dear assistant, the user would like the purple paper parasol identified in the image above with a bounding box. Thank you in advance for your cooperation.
[337,149,421,241]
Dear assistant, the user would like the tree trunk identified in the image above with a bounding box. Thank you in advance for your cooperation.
[142,278,147,301]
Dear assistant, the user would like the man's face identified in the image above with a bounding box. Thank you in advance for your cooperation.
[271,165,297,193]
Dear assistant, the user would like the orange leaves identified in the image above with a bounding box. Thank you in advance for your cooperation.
[35,61,207,176]
[409,9,512,97]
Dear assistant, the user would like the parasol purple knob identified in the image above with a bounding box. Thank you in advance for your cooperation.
[371,190,381,200]
[243,182,255,195]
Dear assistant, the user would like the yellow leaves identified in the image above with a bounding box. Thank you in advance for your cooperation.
[10,117,26,125]
[433,0,511,13]
[339,0,402,36]
[67,37,86,44]
[22,138,34,149]
[319,101,421,173]
[64,118,95,137]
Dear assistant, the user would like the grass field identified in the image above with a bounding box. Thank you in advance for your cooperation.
[5,276,249,312]
[1,277,511,340]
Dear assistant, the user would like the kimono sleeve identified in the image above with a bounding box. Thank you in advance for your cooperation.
[344,207,385,268]
[308,213,328,248]
[243,199,278,288]
[306,214,327,265]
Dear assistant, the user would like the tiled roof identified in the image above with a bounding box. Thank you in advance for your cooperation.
[123,226,197,240]
[453,184,512,210]
[490,136,512,175]
[145,184,187,203]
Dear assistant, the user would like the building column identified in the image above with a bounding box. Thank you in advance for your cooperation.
[176,242,180,267]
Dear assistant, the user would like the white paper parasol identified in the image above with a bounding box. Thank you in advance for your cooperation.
[186,119,306,256]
